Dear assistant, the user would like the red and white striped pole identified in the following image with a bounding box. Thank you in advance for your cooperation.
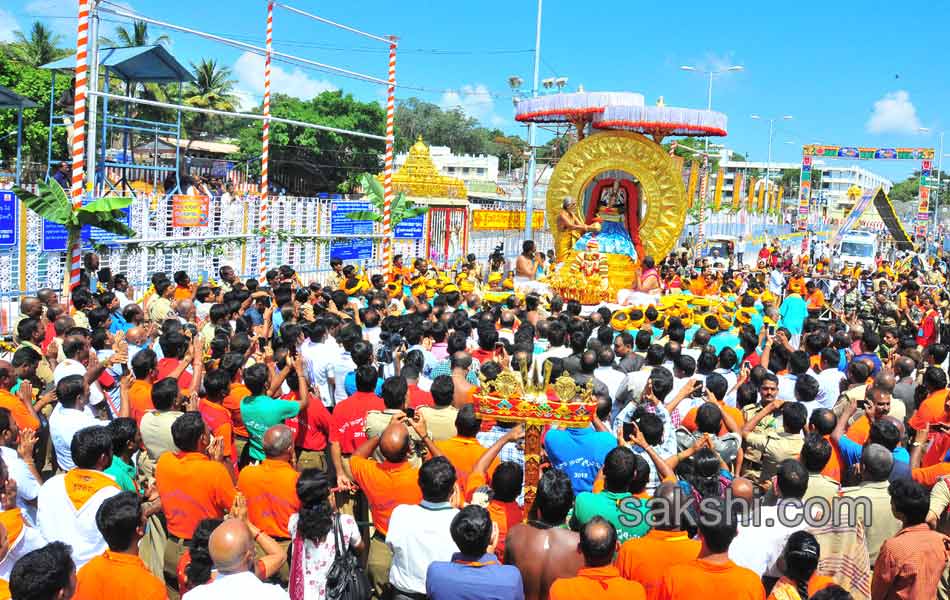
[67,0,91,297]
[381,37,397,279]
[259,0,274,281]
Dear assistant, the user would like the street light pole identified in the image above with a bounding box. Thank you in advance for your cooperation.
[751,114,792,219]
[935,132,944,244]
[523,0,542,241]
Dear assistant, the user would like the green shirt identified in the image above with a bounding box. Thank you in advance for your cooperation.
[240,394,301,461]
[104,455,138,493]
[572,490,650,543]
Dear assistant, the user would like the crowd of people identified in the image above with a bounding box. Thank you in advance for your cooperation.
[0,237,948,600]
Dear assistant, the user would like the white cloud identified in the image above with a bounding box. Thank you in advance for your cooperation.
[866,90,923,135]
[232,51,337,110]
[0,9,18,43]
[440,84,506,127]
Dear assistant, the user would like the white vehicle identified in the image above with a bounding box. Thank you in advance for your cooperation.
[835,231,878,271]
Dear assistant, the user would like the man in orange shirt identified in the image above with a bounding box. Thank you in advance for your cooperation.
[236,424,298,581]
[908,367,950,431]
[805,280,825,313]
[0,361,41,432]
[155,411,236,590]
[464,424,525,561]
[220,352,251,455]
[846,387,892,446]
[129,349,158,424]
[200,369,237,466]
[434,405,497,489]
[349,414,442,598]
[617,482,701,600]
[172,270,194,302]
[549,517,645,600]
[74,491,165,600]
[658,497,765,600]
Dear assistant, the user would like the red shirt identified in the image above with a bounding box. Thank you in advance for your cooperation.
[155,358,193,393]
[408,383,434,409]
[286,396,333,451]
[471,348,495,364]
[330,391,384,454]
[917,310,939,347]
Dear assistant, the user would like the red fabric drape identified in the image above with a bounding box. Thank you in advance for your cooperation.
[587,178,643,258]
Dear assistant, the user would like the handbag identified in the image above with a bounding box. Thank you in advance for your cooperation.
[325,514,371,600]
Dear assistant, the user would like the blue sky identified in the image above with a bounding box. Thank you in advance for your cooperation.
[3,0,948,182]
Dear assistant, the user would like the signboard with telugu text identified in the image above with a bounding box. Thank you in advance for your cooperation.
[394,214,425,239]
[41,197,131,251]
[171,195,210,227]
[0,191,17,247]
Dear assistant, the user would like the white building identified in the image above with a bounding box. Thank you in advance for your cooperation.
[394,145,499,193]
[812,165,892,220]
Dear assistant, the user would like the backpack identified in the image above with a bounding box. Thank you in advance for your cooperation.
[325,515,371,600]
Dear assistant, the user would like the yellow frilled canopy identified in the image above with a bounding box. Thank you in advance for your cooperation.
[379,137,468,199]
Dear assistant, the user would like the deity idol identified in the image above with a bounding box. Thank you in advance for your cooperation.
[574,179,638,260]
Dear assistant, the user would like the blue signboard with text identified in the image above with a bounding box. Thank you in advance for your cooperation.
[329,239,374,261]
[394,214,425,239]
[0,191,17,246]
[331,201,374,235]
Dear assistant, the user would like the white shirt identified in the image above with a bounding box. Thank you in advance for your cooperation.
[386,502,460,594]
[183,570,288,600]
[114,289,133,309]
[531,346,572,380]
[714,368,738,407]
[48,404,100,472]
[301,340,337,406]
[769,270,785,296]
[729,501,808,577]
[332,352,356,406]
[815,367,845,410]
[53,359,105,407]
[0,519,46,581]
[36,471,120,568]
[593,366,626,403]
[0,446,40,525]
[363,326,382,348]
[777,373,798,403]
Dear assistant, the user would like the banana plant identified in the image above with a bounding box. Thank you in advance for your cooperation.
[344,172,427,227]
[13,179,136,295]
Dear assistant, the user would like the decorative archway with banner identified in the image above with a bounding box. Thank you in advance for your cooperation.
[797,144,935,252]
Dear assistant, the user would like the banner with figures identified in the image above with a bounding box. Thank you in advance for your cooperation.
[803,145,935,160]
[798,155,812,231]
[171,195,210,227]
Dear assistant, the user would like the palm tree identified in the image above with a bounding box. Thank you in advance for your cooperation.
[9,21,68,66]
[100,20,170,47]
[183,59,238,145]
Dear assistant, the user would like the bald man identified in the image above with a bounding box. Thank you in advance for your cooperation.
[350,417,443,597]
[548,517,645,600]
[617,482,700,600]
[182,519,287,599]
[841,443,901,564]
[236,425,299,583]
[505,470,584,600]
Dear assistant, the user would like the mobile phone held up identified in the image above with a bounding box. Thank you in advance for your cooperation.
[622,420,637,441]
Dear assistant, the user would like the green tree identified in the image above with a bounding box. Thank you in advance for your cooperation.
[236,90,385,193]
[100,21,170,47]
[6,22,69,67]
[183,58,237,143]
[0,50,66,171]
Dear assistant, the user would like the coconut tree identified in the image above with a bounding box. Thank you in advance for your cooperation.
[183,58,238,147]
[8,21,69,67]
[13,180,135,295]
[100,20,170,47]
[345,172,427,227]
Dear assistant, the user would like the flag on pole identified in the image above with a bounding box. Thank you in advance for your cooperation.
[685,161,699,209]
[732,173,743,211]
[713,168,724,212]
